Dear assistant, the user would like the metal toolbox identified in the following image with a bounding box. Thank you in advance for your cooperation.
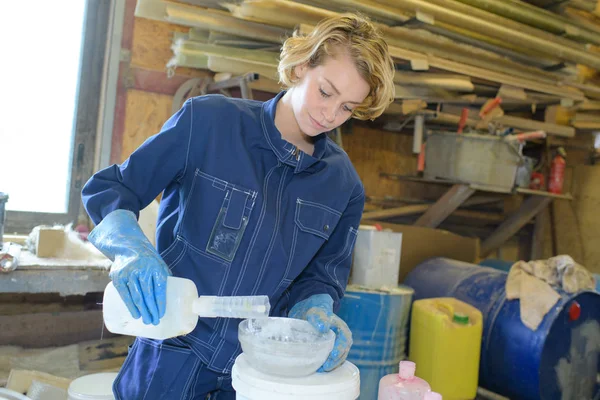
[424,131,523,193]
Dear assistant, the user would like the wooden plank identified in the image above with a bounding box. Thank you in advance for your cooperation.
[362,203,506,222]
[394,72,474,91]
[0,311,115,348]
[415,184,477,228]
[531,211,547,260]
[131,17,207,76]
[78,336,133,372]
[164,2,290,43]
[387,46,586,100]
[0,270,109,295]
[515,188,573,200]
[208,56,279,80]
[435,106,576,138]
[362,204,430,220]
[130,67,212,95]
[481,195,553,256]
[122,90,174,162]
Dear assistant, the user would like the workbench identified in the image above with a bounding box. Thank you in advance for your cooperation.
[0,250,111,296]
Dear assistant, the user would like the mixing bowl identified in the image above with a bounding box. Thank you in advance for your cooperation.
[238,317,335,377]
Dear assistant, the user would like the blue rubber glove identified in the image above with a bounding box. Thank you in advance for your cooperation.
[288,294,353,372]
[88,209,170,326]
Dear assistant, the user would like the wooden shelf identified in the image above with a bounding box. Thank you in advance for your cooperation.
[515,188,573,200]
[380,173,573,200]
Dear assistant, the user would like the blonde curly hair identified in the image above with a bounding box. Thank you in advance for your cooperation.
[278,14,395,121]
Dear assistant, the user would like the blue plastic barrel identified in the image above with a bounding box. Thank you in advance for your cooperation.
[337,285,414,400]
[404,258,600,400]
[479,258,514,272]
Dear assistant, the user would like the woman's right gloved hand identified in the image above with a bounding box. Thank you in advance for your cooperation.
[88,209,171,325]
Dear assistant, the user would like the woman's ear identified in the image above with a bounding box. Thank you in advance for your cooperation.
[293,62,309,81]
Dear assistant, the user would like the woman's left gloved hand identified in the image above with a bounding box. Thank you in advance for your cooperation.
[288,293,353,372]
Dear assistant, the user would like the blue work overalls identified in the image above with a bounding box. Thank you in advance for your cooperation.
[82,91,365,399]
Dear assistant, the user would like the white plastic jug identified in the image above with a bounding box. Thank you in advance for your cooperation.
[103,276,270,339]
[232,353,360,400]
[378,361,431,400]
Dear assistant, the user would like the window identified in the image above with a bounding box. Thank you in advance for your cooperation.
[0,1,110,233]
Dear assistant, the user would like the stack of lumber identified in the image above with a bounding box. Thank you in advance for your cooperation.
[135,0,600,132]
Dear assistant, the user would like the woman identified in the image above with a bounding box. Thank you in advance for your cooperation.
[83,13,395,400]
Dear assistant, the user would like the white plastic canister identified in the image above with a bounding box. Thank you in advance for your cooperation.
[67,372,118,400]
[232,353,360,400]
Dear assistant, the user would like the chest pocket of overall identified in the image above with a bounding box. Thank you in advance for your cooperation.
[295,198,342,241]
[207,186,255,261]
[285,198,342,283]
[181,169,257,263]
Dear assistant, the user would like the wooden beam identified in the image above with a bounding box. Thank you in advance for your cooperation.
[415,184,477,228]
[481,195,553,256]
[362,204,430,220]
[531,211,547,260]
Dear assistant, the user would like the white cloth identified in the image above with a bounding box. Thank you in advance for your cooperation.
[505,256,596,330]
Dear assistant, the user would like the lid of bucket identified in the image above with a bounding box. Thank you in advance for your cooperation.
[232,354,360,400]
[0,388,31,400]
[346,284,414,296]
[68,372,118,398]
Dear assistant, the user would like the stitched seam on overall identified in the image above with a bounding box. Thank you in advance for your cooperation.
[141,345,162,400]
[184,335,217,352]
[280,224,299,282]
[349,185,365,203]
[222,163,279,341]
[231,162,280,296]
[325,228,355,291]
[294,203,326,240]
[177,169,199,237]
[195,169,258,199]
[159,237,180,261]
[178,99,193,183]
[190,362,205,400]
[219,162,278,346]
[297,198,342,216]
[224,341,241,372]
[188,346,212,366]
[251,166,288,295]
[113,339,139,400]
[260,107,285,160]
[167,241,187,271]
[182,237,231,266]
[182,358,202,400]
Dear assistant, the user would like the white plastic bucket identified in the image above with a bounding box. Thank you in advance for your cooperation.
[67,372,118,400]
[232,353,360,400]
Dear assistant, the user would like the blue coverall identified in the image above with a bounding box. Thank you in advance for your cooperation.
[82,91,365,399]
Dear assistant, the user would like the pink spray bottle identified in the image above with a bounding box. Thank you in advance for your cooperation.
[378,361,432,400]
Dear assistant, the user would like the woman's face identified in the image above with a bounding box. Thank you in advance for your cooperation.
[290,53,371,137]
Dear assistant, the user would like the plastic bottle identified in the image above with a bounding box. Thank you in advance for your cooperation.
[378,361,432,400]
[103,276,270,339]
